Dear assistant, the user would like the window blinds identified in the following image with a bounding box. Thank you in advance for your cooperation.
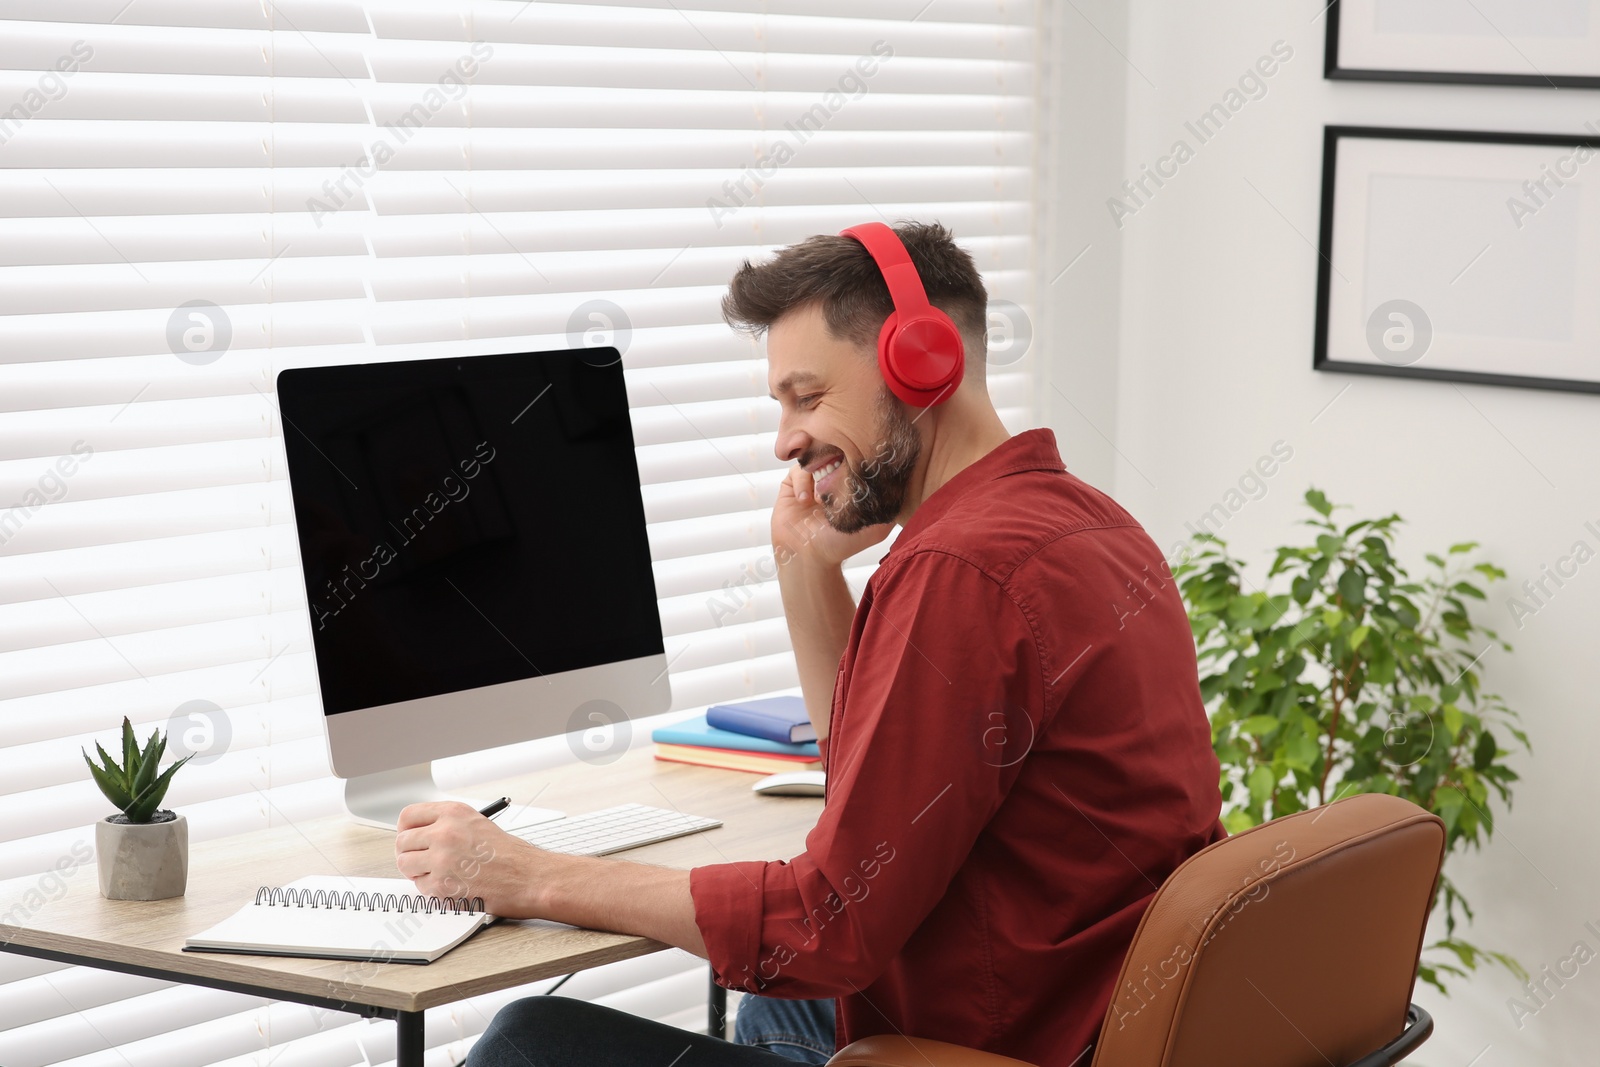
[0,1,1040,1063]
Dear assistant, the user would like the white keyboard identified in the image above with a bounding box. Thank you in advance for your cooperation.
[506,803,722,856]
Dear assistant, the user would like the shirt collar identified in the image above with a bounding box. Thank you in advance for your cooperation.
[882,427,1067,561]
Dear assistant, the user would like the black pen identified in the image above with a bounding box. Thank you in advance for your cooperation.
[478,796,509,819]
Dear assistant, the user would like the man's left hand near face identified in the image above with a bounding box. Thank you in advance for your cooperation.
[395,801,544,916]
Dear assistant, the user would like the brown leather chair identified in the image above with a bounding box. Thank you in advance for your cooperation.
[826,793,1445,1067]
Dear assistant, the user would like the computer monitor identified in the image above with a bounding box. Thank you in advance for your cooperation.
[276,347,670,829]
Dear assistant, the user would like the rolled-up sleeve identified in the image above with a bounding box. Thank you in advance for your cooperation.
[689,549,1044,998]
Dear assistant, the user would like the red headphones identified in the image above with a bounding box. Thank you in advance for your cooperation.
[839,222,965,407]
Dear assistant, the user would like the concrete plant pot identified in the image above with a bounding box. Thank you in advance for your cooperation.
[96,811,188,901]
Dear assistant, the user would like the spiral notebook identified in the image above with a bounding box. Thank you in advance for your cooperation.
[184,876,496,964]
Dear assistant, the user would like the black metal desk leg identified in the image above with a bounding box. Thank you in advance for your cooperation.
[397,1010,425,1066]
[708,968,728,1039]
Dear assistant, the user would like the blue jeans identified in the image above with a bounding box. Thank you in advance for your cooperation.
[733,992,837,1064]
[467,992,837,1066]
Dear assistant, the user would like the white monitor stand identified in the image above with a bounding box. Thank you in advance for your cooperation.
[342,762,566,832]
[324,657,671,832]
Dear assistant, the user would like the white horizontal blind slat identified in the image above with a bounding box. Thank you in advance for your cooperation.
[0,1,1038,1063]
[0,968,173,1038]
[0,985,271,1067]
[0,954,68,987]
[0,695,324,797]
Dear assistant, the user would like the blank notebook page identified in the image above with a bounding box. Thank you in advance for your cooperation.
[184,875,495,964]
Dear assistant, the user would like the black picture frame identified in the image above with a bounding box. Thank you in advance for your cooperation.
[1325,0,1600,89]
[1313,124,1600,396]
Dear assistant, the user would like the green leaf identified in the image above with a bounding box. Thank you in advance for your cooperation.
[139,726,160,767]
[1416,962,1448,996]
[1366,645,1395,685]
[1473,731,1497,772]
[94,741,127,790]
[1449,541,1479,555]
[1452,582,1486,600]
[1222,809,1258,834]
[82,750,134,811]
[1349,624,1370,651]
[1289,618,1321,647]
[1442,703,1464,741]
[123,754,192,823]
[1247,765,1276,808]
[1436,788,1465,835]
[1305,488,1332,517]
[121,717,137,778]
[130,729,164,798]
[1285,729,1320,772]
[1486,949,1530,983]
[1337,568,1366,608]
[1238,715,1280,737]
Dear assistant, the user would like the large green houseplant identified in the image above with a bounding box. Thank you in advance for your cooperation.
[1172,489,1529,993]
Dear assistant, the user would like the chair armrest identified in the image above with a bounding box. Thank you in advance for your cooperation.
[1345,1004,1433,1067]
[826,1036,1039,1067]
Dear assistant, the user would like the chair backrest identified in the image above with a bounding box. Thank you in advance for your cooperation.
[1090,793,1445,1067]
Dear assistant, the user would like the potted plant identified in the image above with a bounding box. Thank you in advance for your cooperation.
[1173,488,1529,994]
[83,717,193,901]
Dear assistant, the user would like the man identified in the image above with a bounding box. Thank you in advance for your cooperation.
[400,222,1225,1067]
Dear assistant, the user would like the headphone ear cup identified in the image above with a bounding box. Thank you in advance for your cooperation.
[875,311,904,398]
[879,308,964,407]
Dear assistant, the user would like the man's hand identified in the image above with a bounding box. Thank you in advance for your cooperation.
[394,801,709,957]
[771,464,883,744]
[772,463,891,570]
[395,801,545,917]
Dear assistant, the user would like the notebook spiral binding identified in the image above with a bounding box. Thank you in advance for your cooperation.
[253,886,487,915]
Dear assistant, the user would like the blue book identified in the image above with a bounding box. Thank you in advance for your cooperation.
[706,695,817,745]
[651,713,820,757]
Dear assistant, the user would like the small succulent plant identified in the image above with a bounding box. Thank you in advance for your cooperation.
[82,717,192,824]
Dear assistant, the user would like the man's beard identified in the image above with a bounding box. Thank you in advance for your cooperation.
[817,387,922,534]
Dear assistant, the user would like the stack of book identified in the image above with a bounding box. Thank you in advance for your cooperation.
[651,695,821,774]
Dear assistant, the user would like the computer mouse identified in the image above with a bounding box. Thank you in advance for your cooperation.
[751,770,826,797]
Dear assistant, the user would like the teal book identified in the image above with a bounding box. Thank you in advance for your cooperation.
[651,714,821,757]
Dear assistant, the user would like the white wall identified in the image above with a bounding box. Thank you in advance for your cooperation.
[1036,0,1130,492]
[1044,2,1600,1063]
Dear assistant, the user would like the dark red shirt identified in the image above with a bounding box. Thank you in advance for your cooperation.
[690,429,1224,1066]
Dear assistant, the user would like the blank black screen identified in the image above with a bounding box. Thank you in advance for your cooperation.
[277,348,663,716]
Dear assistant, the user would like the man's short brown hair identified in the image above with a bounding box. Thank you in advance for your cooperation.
[721,220,989,375]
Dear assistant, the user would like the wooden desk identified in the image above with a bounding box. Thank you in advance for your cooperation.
[0,748,822,1065]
